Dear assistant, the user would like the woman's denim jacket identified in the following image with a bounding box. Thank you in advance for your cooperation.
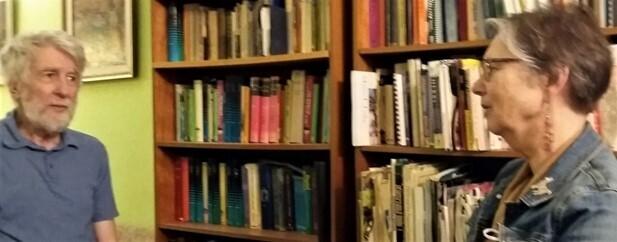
[467,125,617,242]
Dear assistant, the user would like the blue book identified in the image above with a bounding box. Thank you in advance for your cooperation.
[166,0,184,61]
[208,160,221,224]
[227,161,245,227]
[260,163,274,229]
[270,5,288,55]
[223,76,242,142]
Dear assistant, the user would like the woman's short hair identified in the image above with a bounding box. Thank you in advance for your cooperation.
[487,5,612,113]
[0,30,86,86]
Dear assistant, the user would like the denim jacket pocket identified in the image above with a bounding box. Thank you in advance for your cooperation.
[500,224,550,242]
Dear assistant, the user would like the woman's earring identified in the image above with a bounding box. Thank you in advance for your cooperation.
[544,94,553,152]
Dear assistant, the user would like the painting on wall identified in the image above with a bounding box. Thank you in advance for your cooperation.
[65,0,133,82]
[0,0,12,85]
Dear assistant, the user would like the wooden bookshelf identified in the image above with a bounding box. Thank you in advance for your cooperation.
[159,222,318,242]
[351,1,617,241]
[157,141,331,151]
[358,39,490,56]
[153,51,330,70]
[357,27,617,57]
[151,0,350,241]
[358,145,519,158]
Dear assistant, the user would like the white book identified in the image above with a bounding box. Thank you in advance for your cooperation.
[393,73,408,146]
[439,62,455,151]
[260,7,271,56]
[351,70,380,146]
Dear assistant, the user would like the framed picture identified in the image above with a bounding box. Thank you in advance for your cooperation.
[65,0,133,82]
[0,0,12,85]
[0,0,12,47]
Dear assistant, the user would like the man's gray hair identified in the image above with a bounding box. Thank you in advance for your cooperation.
[0,30,86,86]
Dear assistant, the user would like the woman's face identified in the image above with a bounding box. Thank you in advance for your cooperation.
[472,37,547,137]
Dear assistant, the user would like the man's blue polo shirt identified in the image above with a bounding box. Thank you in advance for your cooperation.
[0,111,118,241]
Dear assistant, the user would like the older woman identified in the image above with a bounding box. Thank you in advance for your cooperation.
[467,5,617,242]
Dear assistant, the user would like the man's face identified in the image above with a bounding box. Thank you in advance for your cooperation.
[13,46,81,134]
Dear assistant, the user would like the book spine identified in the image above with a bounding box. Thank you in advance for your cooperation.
[303,75,314,143]
[250,77,261,143]
[217,80,225,142]
[260,78,272,143]
[270,77,282,143]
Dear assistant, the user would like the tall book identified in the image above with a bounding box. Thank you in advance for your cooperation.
[260,163,275,229]
[208,160,221,224]
[167,0,184,61]
[250,77,262,143]
[294,169,313,233]
[224,76,242,142]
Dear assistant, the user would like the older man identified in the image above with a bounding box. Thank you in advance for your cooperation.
[0,31,118,241]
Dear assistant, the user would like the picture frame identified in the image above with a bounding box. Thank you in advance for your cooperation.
[0,0,13,85]
[0,0,12,47]
[64,0,133,82]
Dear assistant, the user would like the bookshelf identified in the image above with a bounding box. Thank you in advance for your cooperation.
[152,0,350,242]
[159,222,318,242]
[352,0,617,241]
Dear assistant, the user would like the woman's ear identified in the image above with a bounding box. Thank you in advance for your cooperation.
[548,65,570,94]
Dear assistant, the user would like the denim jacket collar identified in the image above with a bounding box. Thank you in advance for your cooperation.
[519,124,603,207]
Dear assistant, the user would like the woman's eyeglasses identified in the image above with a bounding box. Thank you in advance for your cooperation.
[481,58,522,81]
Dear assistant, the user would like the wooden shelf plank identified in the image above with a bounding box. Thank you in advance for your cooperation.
[358,145,519,158]
[359,27,617,57]
[153,51,329,69]
[358,40,490,56]
[157,141,331,151]
[159,222,318,242]
[602,27,617,36]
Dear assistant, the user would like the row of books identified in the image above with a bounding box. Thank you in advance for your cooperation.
[358,0,617,47]
[174,157,328,236]
[175,70,330,144]
[359,160,493,242]
[167,0,330,62]
[351,59,508,151]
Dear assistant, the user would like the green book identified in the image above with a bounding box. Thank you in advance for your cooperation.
[320,71,330,143]
[187,87,197,142]
[293,170,312,233]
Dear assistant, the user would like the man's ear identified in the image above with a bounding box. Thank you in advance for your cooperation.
[8,80,20,96]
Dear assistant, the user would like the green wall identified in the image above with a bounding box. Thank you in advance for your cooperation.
[0,0,154,240]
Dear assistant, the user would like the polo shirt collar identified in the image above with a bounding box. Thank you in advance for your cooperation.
[1,110,79,150]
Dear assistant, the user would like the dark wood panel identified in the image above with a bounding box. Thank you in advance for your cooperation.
[159,222,318,242]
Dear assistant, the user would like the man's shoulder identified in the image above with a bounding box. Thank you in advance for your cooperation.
[65,128,106,151]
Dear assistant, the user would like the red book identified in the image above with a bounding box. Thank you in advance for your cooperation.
[270,76,281,143]
[303,75,314,143]
[249,77,261,143]
[260,78,272,143]
[175,157,189,221]
[368,0,381,47]
[457,0,468,41]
